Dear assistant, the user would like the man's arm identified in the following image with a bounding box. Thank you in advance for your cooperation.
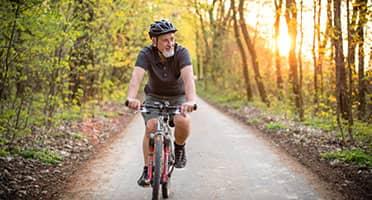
[180,65,197,112]
[127,67,145,109]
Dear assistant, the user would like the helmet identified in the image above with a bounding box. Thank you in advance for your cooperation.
[148,19,177,38]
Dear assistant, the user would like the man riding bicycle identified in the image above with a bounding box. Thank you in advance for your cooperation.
[126,19,197,187]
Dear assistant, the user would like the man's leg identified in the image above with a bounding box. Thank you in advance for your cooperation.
[173,114,190,168]
[143,119,157,164]
[174,114,190,144]
[138,118,157,187]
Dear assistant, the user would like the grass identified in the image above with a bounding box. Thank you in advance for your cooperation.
[197,85,246,109]
[56,104,82,122]
[0,148,9,157]
[352,121,372,144]
[97,110,119,118]
[246,118,262,125]
[17,148,63,165]
[71,132,85,140]
[303,116,336,132]
[265,122,287,131]
[321,149,372,168]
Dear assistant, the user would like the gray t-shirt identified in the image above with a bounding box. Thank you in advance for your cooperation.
[135,44,192,96]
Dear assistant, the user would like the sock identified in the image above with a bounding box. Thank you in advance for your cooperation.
[174,142,185,148]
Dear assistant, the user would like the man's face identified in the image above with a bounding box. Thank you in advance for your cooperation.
[154,33,175,58]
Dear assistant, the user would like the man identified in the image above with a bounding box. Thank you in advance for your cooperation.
[126,19,197,187]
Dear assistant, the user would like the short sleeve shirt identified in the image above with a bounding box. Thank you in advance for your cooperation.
[135,44,192,96]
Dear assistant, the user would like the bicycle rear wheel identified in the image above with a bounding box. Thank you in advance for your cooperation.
[152,135,163,200]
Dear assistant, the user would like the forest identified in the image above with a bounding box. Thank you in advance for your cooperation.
[0,0,371,199]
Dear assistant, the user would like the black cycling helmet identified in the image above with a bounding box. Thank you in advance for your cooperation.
[148,19,177,38]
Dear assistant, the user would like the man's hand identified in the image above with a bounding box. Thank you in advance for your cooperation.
[180,101,196,114]
[126,98,141,110]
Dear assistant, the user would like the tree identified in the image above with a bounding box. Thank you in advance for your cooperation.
[194,0,211,88]
[346,0,355,143]
[274,0,284,99]
[193,0,232,89]
[333,0,350,120]
[231,0,253,101]
[313,0,319,111]
[355,0,367,120]
[317,0,333,95]
[298,0,304,99]
[238,0,269,106]
[285,0,304,120]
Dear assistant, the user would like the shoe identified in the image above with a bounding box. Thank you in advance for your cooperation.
[174,143,187,168]
[137,166,150,187]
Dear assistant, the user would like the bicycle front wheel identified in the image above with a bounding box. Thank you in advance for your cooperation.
[152,135,163,200]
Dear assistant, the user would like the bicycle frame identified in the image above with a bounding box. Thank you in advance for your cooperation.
[147,115,174,184]
[141,102,178,200]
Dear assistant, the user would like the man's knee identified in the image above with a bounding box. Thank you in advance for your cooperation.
[174,114,190,128]
[146,119,157,133]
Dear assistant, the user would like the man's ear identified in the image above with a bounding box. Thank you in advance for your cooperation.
[152,37,157,47]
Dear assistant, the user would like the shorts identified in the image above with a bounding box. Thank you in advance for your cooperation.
[141,94,186,125]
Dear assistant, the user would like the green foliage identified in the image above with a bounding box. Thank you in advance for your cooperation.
[265,122,287,131]
[71,132,84,140]
[0,148,10,157]
[197,83,246,109]
[17,148,63,165]
[303,116,337,132]
[321,149,372,168]
[352,121,372,142]
[0,0,159,149]
[246,118,262,125]
[55,104,82,122]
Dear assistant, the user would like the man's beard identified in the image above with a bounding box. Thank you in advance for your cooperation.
[161,48,174,58]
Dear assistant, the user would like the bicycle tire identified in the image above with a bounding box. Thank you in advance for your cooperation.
[161,171,171,198]
[162,139,174,198]
[152,135,163,200]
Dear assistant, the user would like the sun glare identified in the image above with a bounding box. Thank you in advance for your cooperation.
[278,17,291,56]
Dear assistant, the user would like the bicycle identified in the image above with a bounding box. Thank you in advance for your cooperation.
[126,100,197,200]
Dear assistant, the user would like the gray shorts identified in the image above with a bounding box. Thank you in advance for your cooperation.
[141,94,186,125]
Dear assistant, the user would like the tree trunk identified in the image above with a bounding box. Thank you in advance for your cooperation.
[313,0,319,112]
[195,28,202,80]
[285,0,304,121]
[195,1,210,89]
[274,0,283,99]
[318,0,333,95]
[356,0,367,120]
[231,0,253,101]
[298,0,304,100]
[333,0,349,120]
[1,3,20,101]
[238,0,269,106]
[346,0,354,143]
[317,0,324,96]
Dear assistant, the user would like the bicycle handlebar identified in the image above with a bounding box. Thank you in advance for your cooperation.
[125,100,197,112]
